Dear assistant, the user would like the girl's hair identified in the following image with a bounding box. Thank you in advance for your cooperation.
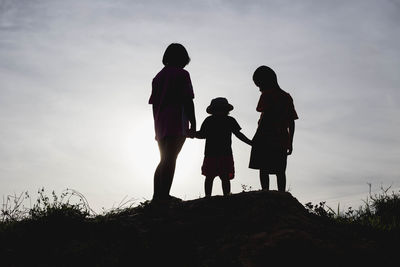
[252,65,279,89]
[162,43,191,68]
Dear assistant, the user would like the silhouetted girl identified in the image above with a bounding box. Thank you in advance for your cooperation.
[196,97,251,197]
[249,66,298,192]
[149,43,196,201]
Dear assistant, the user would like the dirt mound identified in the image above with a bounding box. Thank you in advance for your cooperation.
[0,190,395,266]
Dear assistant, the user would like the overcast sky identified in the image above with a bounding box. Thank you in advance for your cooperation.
[1,0,399,211]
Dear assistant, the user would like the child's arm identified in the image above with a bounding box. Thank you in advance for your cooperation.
[194,130,206,139]
[193,118,207,139]
[233,130,252,146]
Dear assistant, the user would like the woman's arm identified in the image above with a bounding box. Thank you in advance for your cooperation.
[184,99,196,137]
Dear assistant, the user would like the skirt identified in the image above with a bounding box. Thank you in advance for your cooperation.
[202,155,235,180]
[249,130,287,173]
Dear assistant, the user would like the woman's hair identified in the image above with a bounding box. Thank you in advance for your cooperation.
[252,65,279,89]
[162,43,191,68]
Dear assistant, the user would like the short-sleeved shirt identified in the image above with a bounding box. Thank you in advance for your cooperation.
[197,115,241,157]
[255,88,298,149]
[149,66,194,141]
[249,88,298,171]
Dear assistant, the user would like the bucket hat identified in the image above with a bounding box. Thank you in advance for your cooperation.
[206,97,234,114]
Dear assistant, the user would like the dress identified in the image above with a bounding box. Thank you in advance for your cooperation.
[249,88,298,173]
[149,66,194,141]
[197,115,241,179]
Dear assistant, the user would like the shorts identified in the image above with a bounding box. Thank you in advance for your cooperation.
[201,155,235,180]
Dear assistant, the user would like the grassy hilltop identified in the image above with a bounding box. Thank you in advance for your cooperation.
[1,188,399,266]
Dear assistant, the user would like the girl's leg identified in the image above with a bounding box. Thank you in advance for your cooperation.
[259,170,269,190]
[277,172,286,192]
[153,141,165,200]
[220,175,231,196]
[205,176,215,197]
[153,136,185,200]
[161,136,185,198]
[153,164,162,199]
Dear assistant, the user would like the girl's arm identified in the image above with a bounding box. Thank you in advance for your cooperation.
[184,99,196,137]
[287,120,295,155]
[233,130,252,146]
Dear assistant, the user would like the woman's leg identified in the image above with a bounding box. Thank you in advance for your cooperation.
[205,176,215,197]
[155,136,186,199]
[277,172,286,192]
[259,170,269,190]
[220,175,231,196]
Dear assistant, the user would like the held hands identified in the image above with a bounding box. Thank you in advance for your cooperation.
[235,131,252,146]
[186,120,196,138]
[186,128,196,139]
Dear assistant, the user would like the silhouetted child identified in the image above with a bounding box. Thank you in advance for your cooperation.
[195,97,252,197]
[249,66,298,192]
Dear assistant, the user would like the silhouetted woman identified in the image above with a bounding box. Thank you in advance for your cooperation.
[149,43,196,201]
[249,66,298,191]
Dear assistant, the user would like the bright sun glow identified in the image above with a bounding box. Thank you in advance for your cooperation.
[118,113,207,200]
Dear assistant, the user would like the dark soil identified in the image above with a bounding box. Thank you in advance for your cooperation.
[0,190,397,266]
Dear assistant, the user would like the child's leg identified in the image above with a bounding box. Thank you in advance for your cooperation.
[277,172,286,192]
[205,176,215,197]
[259,170,269,190]
[220,175,231,196]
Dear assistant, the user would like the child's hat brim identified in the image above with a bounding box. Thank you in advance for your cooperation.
[206,97,234,114]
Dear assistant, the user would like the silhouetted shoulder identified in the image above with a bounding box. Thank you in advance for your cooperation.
[174,68,194,99]
[150,66,194,106]
[172,66,190,76]
[204,115,214,121]
[227,115,238,123]
[227,116,241,132]
[180,68,190,76]
[203,115,213,122]
[152,66,190,80]
[152,67,165,82]
[279,88,292,98]
[178,69,192,88]
[280,89,299,120]
[200,115,241,133]
[199,115,212,130]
